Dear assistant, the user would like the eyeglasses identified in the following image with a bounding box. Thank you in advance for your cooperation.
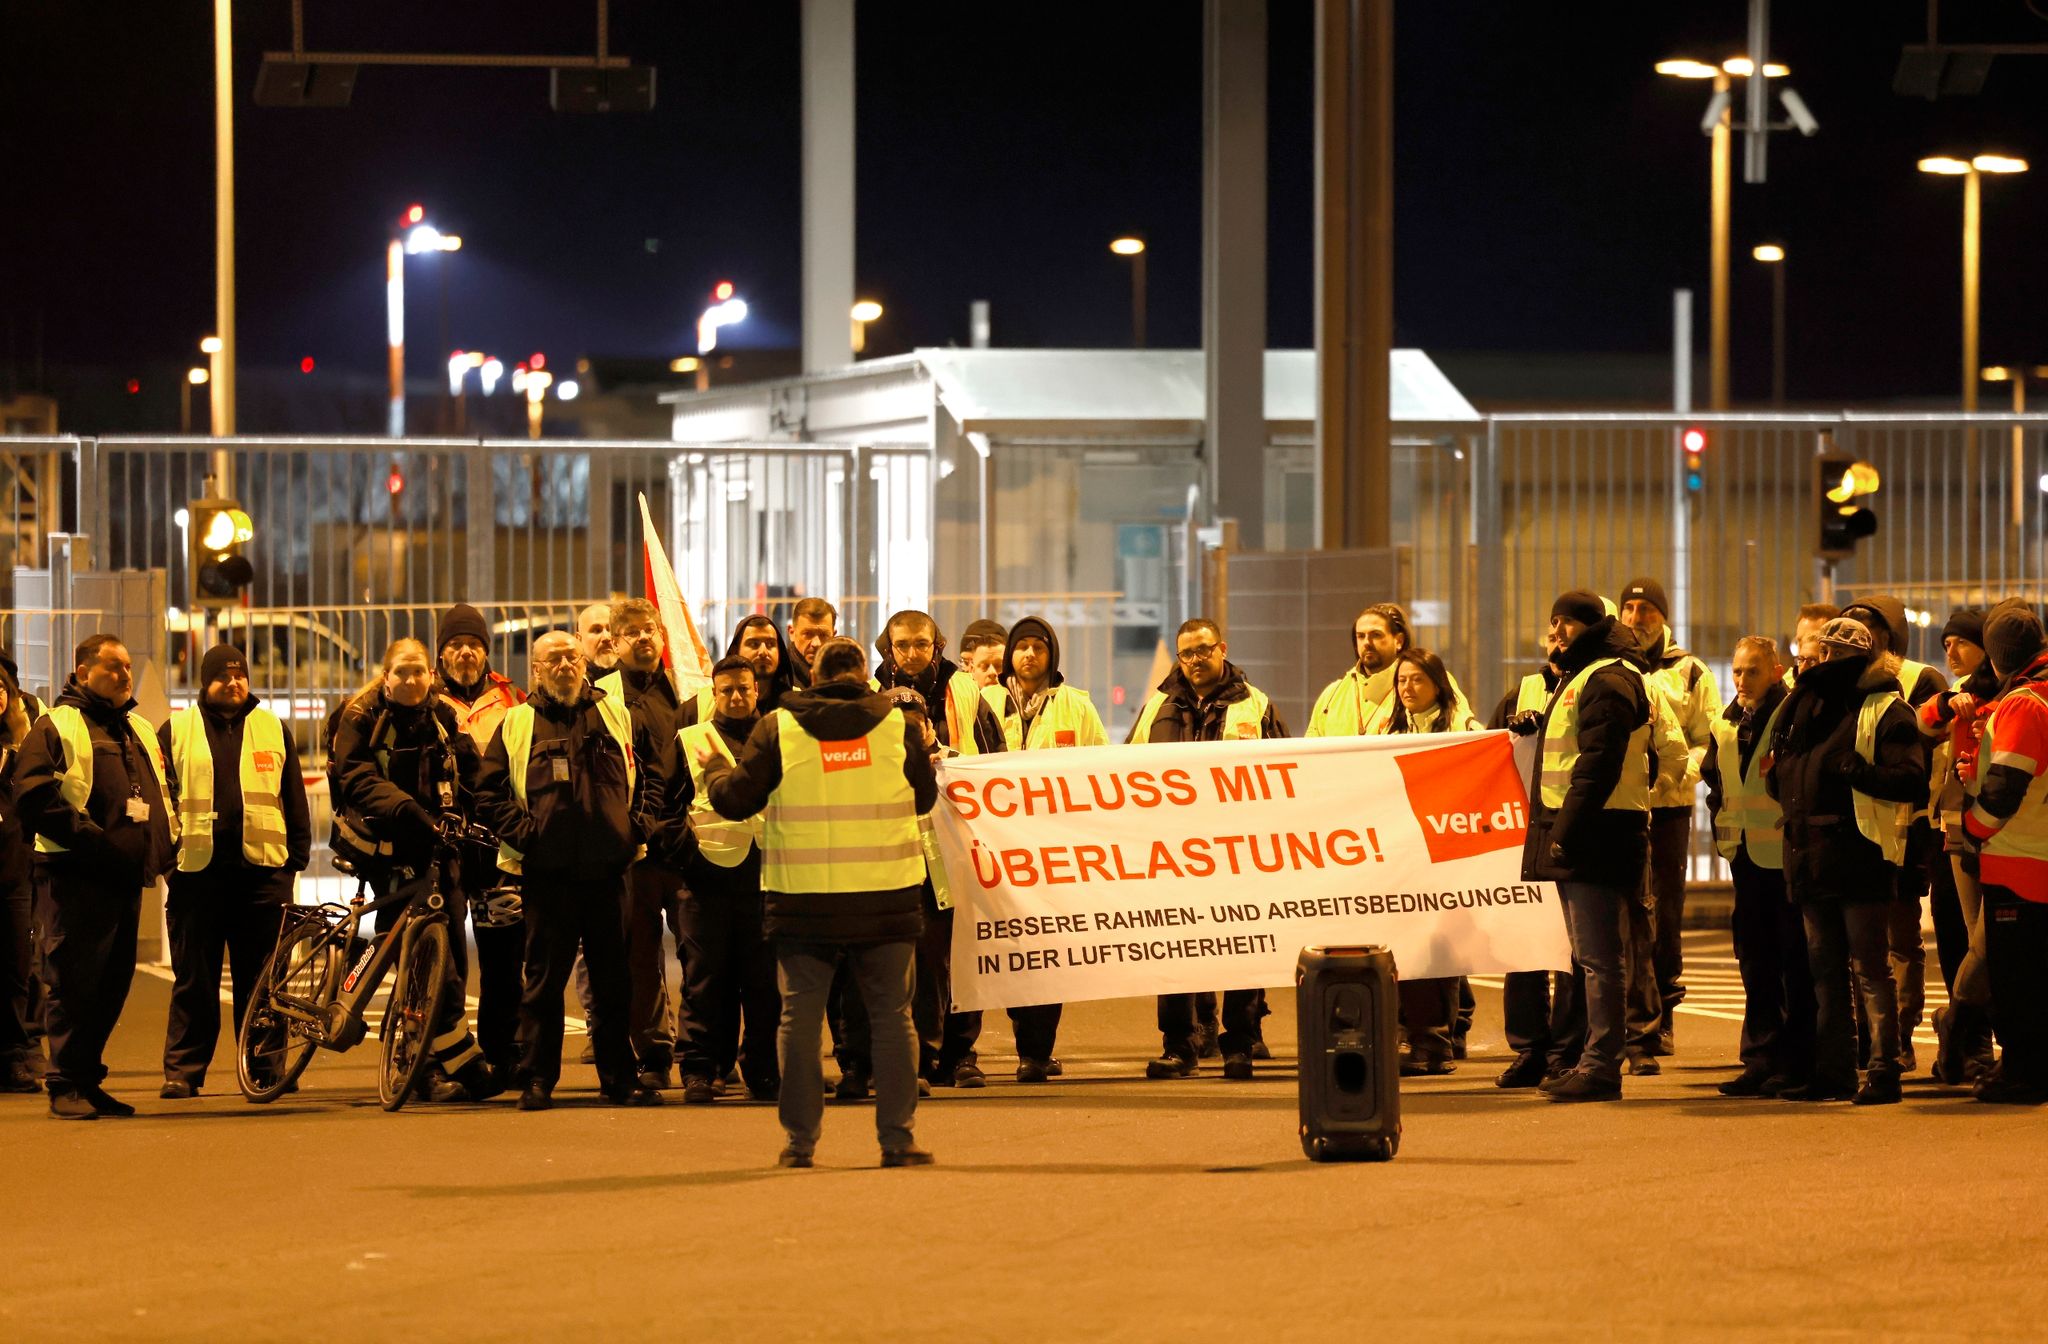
[1176,644,1220,664]
[890,639,934,653]
[616,629,660,644]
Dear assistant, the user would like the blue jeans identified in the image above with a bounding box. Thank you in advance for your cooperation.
[1553,879,1627,1083]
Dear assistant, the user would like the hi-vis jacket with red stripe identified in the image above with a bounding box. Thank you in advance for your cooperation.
[1964,652,2048,902]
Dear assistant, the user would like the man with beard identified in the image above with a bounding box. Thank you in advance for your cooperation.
[875,609,1006,1089]
[156,644,312,1098]
[478,631,665,1110]
[16,636,177,1118]
[436,604,526,1079]
[1307,602,1464,737]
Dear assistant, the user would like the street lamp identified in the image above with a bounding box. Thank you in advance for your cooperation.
[1656,57,1796,409]
[1110,236,1147,348]
[386,203,463,437]
[1982,363,2048,528]
[1919,154,2029,411]
[181,367,211,435]
[1752,243,1787,406]
[850,299,884,356]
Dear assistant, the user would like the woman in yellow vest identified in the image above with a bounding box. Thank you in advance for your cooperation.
[155,644,311,1100]
[1763,616,1928,1106]
[1375,648,1482,1076]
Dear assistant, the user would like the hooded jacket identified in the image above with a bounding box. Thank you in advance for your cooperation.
[987,616,1105,749]
[1126,662,1288,743]
[680,618,804,731]
[1518,617,1651,889]
[329,685,480,869]
[157,693,312,894]
[16,677,177,888]
[876,644,1005,754]
[701,679,938,944]
[1765,652,1926,900]
[475,680,661,876]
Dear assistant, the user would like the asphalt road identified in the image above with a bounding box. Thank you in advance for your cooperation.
[5,929,2046,1342]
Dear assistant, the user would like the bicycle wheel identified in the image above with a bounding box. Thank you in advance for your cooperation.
[379,919,450,1112]
[237,919,338,1103]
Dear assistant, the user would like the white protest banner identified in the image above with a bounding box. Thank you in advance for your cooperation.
[934,730,1573,1012]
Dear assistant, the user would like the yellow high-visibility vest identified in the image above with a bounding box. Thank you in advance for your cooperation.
[496,693,637,876]
[941,670,989,755]
[1707,702,1786,869]
[169,705,290,871]
[1306,664,1470,738]
[35,704,178,854]
[991,684,1108,753]
[1515,673,1550,716]
[1130,685,1270,743]
[678,720,761,867]
[1538,658,1651,812]
[1851,689,1911,864]
[761,706,922,894]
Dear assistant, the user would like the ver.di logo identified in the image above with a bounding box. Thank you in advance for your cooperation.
[1393,734,1529,864]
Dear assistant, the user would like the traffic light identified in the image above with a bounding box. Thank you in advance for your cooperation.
[188,498,255,609]
[1816,452,1881,558]
[1681,426,1707,493]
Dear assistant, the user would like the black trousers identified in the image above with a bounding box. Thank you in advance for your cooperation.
[624,863,685,1070]
[914,900,981,1079]
[1985,884,2048,1087]
[675,883,780,1089]
[1502,970,1557,1056]
[455,846,524,1071]
[162,879,287,1085]
[1626,806,1691,1052]
[1158,989,1261,1059]
[1802,899,1896,1090]
[1928,842,1967,993]
[34,861,140,1093]
[0,865,33,1063]
[517,868,636,1092]
[1399,976,1458,1059]
[1008,1003,1063,1062]
[1729,852,1815,1082]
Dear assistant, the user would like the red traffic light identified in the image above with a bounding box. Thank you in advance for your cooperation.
[126,378,141,395]
[713,280,734,301]
[530,353,546,370]
[299,356,316,374]
[1682,427,1708,454]
[386,466,406,497]
[406,204,425,225]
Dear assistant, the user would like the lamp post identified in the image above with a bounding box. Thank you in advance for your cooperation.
[387,205,463,437]
[1655,57,1788,410]
[1919,154,2028,411]
[1110,236,1147,348]
[1752,243,1787,406]
[850,300,884,356]
[1981,364,2048,531]
[181,367,210,435]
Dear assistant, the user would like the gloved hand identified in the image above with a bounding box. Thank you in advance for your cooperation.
[1826,754,1864,785]
[397,800,440,848]
[1506,710,1543,738]
[1546,841,1569,868]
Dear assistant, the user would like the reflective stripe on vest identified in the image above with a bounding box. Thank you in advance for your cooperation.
[170,706,290,871]
[1851,689,1910,864]
[443,679,522,751]
[761,707,922,894]
[1708,705,1785,868]
[35,705,177,854]
[1971,687,2048,877]
[679,720,761,867]
[1515,673,1549,716]
[495,694,638,876]
[1539,658,1651,812]
[1130,686,1270,743]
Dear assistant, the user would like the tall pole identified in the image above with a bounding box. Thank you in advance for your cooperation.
[1131,248,1148,349]
[1709,72,1731,411]
[1770,260,1786,406]
[1963,167,1981,412]
[386,239,405,437]
[211,0,236,486]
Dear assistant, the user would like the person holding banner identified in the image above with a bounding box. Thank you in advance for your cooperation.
[695,636,939,1168]
[979,614,1107,1081]
[876,610,1007,1088]
[1490,631,1570,1088]
[1130,617,1288,1081]
[1373,648,1484,1075]
[1510,593,1653,1103]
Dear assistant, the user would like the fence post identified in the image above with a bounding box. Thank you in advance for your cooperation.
[465,442,494,600]
[1471,421,1504,692]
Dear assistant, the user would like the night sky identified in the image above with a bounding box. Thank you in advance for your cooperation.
[5,1,2047,417]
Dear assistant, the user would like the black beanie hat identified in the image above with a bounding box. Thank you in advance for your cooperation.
[1941,607,1986,650]
[962,618,1008,648]
[1618,577,1670,620]
[437,603,489,655]
[200,644,247,687]
[1985,600,2046,677]
[1550,590,1604,627]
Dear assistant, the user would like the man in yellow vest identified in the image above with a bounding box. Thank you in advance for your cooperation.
[436,603,527,1079]
[1129,617,1286,1081]
[1489,629,1572,1089]
[1703,635,1813,1097]
[1509,592,1653,1103]
[663,654,779,1104]
[15,635,178,1119]
[875,609,1006,1089]
[979,614,1104,1081]
[1306,602,1465,737]
[1837,595,1947,1075]
[155,644,311,1099]
[477,630,666,1111]
[695,636,938,1168]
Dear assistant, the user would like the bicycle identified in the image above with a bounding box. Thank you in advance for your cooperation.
[235,815,506,1111]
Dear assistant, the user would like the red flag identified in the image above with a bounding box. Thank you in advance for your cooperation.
[638,492,713,696]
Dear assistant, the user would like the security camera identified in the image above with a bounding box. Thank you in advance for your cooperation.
[1780,88,1819,136]
[1699,87,1734,136]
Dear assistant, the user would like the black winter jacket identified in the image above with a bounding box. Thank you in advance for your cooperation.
[1126,664,1289,743]
[475,683,663,876]
[15,678,177,889]
[329,689,479,871]
[660,711,764,895]
[1520,618,1651,889]
[1765,654,1927,901]
[702,680,938,944]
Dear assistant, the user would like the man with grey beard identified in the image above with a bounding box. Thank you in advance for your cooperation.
[478,631,667,1109]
